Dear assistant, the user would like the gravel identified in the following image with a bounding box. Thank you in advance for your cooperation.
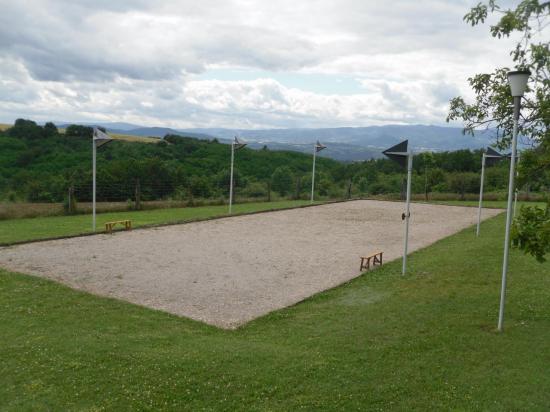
[0,200,501,328]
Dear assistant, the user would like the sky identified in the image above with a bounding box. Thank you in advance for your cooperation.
[0,0,518,129]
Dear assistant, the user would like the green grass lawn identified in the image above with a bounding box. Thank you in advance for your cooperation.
[0,213,549,410]
[0,200,315,245]
[424,199,547,209]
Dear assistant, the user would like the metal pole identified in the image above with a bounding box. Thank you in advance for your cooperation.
[402,152,413,275]
[229,142,235,214]
[476,154,486,236]
[513,190,519,219]
[310,145,316,203]
[92,139,96,232]
[513,156,520,219]
[498,96,520,332]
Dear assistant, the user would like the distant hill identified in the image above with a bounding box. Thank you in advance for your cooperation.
[52,121,495,161]
[181,125,493,152]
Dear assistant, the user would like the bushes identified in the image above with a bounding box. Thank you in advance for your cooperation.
[271,166,294,196]
[242,182,267,198]
[447,172,479,200]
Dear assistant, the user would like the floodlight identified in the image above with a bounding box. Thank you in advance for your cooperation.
[311,141,327,202]
[233,136,247,151]
[507,70,530,97]
[382,140,412,275]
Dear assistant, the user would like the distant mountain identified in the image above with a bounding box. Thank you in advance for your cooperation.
[122,127,215,141]
[53,121,494,161]
[54,121,143,131]
[180,125,493,152]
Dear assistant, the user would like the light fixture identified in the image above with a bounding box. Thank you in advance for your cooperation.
[507,70,531,97]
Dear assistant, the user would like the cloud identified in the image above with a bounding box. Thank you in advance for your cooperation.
[0,0,517,128]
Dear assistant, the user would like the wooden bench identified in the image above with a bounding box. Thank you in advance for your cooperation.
[105,220,132,234]
[360,251,383,271]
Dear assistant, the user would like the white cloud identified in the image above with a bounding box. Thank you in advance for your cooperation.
[0,0,519,128]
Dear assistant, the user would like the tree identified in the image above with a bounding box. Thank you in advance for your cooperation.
[448,0,550,260]
[43,122,58,138]
[8,119,43,140]
[447,172,479,200]
[271,166,293,196]
[65,124,93,139]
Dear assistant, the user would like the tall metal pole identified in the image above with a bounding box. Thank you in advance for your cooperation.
[513,155,520,219]
[498,96,520,332]
[402,152,413,275]
[229,142,235,214]
[310,145,317,203]
[476,154,486,236]
[92,139,97,232]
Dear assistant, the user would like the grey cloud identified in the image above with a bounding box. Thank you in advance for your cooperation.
[0,0,512,129]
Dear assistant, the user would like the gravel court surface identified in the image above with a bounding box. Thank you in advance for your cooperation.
[0,200,501,328]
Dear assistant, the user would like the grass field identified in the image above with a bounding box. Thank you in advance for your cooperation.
[109,132,160,143]
[0,200,315,245]
[423,199,547,209]
[0,213,548,410]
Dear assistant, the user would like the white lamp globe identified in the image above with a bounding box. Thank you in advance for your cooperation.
[507,70,531,97]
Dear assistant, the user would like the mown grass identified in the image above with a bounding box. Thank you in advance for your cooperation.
[424,199,547,209]
[0,200,314,244]
[0,213,549,410]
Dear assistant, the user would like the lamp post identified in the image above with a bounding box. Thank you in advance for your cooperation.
[92,128,112,232]
[311,141,326,203]
[513,154,521,219]
[477,147,505,236]
[229,136,246,214]
[498,69,530,332]
[383,140,412,275]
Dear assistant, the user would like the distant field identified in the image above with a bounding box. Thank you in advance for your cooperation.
[108,132,160,143]
[0,200,317,245]
[0,122,160,143]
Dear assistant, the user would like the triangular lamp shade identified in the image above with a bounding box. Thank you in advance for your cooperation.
[485,147,505,166]
[93,127,112,148]
[383,140,409,168]
[233,136,247,150]
[315,141,327,152]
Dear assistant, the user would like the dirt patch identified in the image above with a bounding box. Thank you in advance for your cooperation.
[0,200,501,328]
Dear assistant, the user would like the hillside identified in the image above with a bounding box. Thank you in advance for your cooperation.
[50,121,495,161]
[0,120,346,203]
[0,119,523,206]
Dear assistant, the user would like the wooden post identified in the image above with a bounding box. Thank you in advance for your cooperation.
[294,177,301,200]
[424,166,429,201]
[68,185,75,214]
[134,178,141,210]
[347,180,352,199]
[267,180,271,202]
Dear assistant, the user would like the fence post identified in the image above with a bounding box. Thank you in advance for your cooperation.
[267,181,271,202]
[347,180,352,199]
[135,178,141,210]
[295,177,302,200]
[68,185,75,214]
[424,166,429,201]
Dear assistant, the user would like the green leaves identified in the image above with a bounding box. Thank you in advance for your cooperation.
[452,1,550,261]
[512,201,550,262]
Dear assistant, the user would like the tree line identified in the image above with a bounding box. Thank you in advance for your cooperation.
[0,119,543,205]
